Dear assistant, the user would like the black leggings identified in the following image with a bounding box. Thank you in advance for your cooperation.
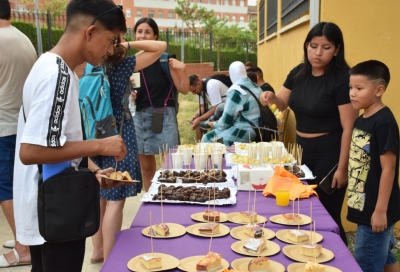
[30,238,85,272]
[297,131,348,245]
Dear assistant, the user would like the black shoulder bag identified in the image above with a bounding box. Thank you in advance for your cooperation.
[23,107,100,243]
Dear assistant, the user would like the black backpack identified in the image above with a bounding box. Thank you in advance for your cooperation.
[239,85,278,142]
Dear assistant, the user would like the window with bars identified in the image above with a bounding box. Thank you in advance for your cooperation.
[259,0,265,40]
[137,10,142,18]
[281,0,309,26]
[148,11,154,18]
[168,11,174,19]
[267,0,277,35]
[126,9,131,18]
[158,11,163,18]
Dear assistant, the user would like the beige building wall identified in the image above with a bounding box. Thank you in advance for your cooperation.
[258,0,400,232]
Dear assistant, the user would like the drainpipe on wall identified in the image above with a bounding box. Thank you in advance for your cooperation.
[310,0,320,29]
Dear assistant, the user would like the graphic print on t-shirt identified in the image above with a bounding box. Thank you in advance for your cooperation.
[46,57,69,147]
[348,128,371,212]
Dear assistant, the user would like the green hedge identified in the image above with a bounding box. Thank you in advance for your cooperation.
[12,21,256,70]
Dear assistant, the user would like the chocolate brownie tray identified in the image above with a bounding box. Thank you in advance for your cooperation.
[141,183,238,205]
[151,169,235,186]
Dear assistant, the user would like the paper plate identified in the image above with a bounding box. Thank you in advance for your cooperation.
[275,229,323,245]
[141,223,186,238]
[186,223,230,238]
[178,255,229,272]
[282,245,334,263]
[99,174,140,183]
[269,214,312,226]
[230,225,275,240]
[226,212,267,224]
[231,239,280,257]
[127,252,180,271]
[287,262,342,272]
[231,257,285,272]
[191,211,228,223]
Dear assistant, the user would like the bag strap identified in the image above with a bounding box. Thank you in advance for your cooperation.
[141,69,173,114]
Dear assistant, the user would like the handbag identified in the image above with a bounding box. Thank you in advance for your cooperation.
[22,106,100,243]
[37,157,100,243]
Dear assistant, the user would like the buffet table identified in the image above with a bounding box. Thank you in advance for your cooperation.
[101,228,361,272]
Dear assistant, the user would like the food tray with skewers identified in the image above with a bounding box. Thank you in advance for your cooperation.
[151,169,235,186]
[141,182,238,205]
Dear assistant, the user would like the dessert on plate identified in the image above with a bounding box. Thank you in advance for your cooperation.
[300,243,323,257]
[203,210,220,221]
[304,260,325,271]
[140,255,162,269]
[248,256,271,272]
[240,211,257,223]
[243,238,266,254]
[109,170,133,181]
[286,229,309,243]
[198,223,220,235]
[281,213,302,224]
[148,223,169,236]
[244,223,263,238]
[196,251,222,272]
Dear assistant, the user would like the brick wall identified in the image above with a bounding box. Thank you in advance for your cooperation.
[74,62,229,79]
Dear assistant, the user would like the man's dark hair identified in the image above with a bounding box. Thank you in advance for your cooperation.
[0,0,11,20]
[350,60,390,88]
[247,72,257,83]
[189,74,200,86]
[246,67,264,79]
[66,0,126,33]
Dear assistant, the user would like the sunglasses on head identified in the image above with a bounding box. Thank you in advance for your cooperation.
[91,4,123,26]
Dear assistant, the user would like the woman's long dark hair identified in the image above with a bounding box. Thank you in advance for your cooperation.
[295,22,349,79]
[133,17,159,40]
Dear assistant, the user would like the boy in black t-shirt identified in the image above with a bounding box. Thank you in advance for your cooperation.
[348,60,400,272]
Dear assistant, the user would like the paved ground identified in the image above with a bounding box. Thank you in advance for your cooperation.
[0,191,144,272]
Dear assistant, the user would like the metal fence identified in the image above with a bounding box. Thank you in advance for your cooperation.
[11,11,257,71]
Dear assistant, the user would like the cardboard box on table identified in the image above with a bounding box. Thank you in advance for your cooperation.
[236,164,274,191]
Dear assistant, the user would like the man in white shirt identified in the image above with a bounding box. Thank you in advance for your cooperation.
[13,0,129,271]
[0,0,36,267]
[189,74,231,141]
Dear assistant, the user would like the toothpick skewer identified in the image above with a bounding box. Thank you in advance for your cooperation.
[161,186,164,224]
[310,202,312,238]
[248,189,251,212]
[297,196,300,231]
[150,211,154,256]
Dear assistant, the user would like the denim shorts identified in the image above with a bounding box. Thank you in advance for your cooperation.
[354,224,397,271]
[0,135,16,201]
[134,107,179,155]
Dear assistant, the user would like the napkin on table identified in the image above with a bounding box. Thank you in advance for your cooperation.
[262,166,318,200]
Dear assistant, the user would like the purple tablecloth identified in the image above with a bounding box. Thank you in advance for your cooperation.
[131,191,339,234]
[101,228,361,272]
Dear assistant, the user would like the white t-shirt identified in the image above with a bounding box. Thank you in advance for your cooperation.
[13,53,82,245]
[0,26,36,136]
[198,79,229,107]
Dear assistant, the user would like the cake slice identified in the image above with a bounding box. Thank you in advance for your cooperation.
[240,211,257,223]
[248,256,271,272]
[281,213,302,224]
[243,238,266,254]
[286,229,309,243]
[300,243,323,257]
[196,251,222,272]
[153,223,169,236]
[140,255,162,269]
[203,210,220,221]
[198,223,220,235]
[244,224,263,238]
[304,261,325,271]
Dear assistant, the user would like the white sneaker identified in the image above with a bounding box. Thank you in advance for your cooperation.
[3,240,15,249]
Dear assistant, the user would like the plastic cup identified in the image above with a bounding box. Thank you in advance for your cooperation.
[130,72,141,88]
[181,148,193,166]
[275,177,292,206]
[171,153,183,169]
[194,152,207,169]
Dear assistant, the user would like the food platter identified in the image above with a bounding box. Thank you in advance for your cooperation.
[269,214,312,226]
[191,212,228,223]
[178,256,229,272]
[231,240,280,257]
[275,229,323,245]
[282,245,334,263]
[141,223,186,239]
[186,223,230,238]
[226,212,267,224]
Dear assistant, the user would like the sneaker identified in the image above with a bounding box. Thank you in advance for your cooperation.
[199,121,212,130]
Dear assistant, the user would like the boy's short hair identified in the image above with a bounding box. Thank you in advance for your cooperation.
[246,66,264,78]
[0,0,11,20]
[247,72,257,83]
[349,60,390,88]
[66,0,126,33]
[245,61,253,68]
[189,74,200,86]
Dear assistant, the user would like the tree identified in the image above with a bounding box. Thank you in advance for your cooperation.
[22,0,67,16]
[174,0,214,62]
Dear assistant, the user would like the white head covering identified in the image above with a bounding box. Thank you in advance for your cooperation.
[228,61,248,95]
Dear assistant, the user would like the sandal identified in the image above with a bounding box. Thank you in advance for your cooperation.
[0,248,31,267]
[3,240,15,249]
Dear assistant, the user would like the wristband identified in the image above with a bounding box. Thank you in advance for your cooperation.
[93,168,102,175]
[127,42,130,49]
